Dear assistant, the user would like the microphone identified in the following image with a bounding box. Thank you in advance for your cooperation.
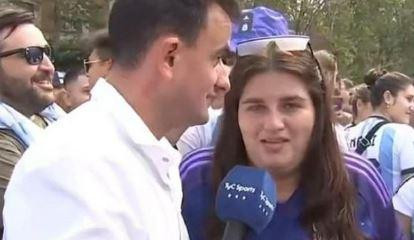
[215,165,277,240]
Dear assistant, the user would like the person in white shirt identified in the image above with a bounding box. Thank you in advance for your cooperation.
[3,1,240,239]
[345,69,414,193]
[393,177,414,239]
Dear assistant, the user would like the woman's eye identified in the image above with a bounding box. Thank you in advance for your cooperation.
[282,103,300,112]
[247,105,265,111]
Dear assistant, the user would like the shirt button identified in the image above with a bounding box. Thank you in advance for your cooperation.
[162,157,169,162]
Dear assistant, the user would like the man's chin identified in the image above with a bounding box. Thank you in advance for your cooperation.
[33,94,55,112]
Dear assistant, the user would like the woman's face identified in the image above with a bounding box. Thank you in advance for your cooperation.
[238,71,315,177]
[388,85,414,124]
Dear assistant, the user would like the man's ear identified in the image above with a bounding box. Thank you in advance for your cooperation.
[102,59,113,77]
[61,89,72,110]
[155,36,181,81]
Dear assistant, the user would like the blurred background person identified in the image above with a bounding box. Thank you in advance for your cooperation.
[83,29,113,88]
[52,70,66,111]
[314,49,349,149]
[57,67,91,113]
[346,68,414,193]
[347,83,373,127]
[340,77,354,113]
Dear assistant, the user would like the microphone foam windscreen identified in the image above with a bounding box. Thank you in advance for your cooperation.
[215,165,277,234]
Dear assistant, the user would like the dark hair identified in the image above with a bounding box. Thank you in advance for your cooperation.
[108,0,240,68]
[87,29,112,60]
[351,84,371,117]
[210,51,364,239]
[364,68,414,108]
[0,7,34,50]
[63,67,86,88]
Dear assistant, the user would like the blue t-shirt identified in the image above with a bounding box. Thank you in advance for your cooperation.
[180,148,403,240]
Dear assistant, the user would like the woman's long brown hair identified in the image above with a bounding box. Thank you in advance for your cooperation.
[208,51,365,239]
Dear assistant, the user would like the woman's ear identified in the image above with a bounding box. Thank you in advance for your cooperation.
[383,90,395,107]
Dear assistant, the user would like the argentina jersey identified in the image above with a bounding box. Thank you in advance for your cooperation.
[345,116,414,193]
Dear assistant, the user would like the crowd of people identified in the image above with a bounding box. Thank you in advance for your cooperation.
[0,0,413,239]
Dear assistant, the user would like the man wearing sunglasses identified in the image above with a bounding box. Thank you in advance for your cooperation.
[83,29,113,88]
[3,0,240,239]
[0,7,55,237]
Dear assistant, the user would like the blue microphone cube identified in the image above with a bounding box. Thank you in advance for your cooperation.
[215,165,277,234]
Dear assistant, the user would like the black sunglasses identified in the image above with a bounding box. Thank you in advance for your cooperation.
[0,46,52,65]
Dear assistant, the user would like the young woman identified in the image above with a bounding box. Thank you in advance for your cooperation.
[345,69,414,193]
[180,49,402,239]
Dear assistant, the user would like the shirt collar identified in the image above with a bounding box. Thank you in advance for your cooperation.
[91,80,182,185]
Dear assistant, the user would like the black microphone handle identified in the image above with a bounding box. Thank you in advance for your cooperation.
[222,220,247,240]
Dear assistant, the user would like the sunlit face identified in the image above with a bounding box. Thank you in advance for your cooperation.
[0,24,55,115]
[238,71,315,177]
[388,85,414,124]
[171,3,232,126]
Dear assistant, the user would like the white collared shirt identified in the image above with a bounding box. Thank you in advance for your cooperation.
[3,80,189,240]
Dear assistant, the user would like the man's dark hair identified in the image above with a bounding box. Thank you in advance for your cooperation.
[109,0,239,68]
[88,29,112,60]
[63,67,86,88]
[0,7,34,49]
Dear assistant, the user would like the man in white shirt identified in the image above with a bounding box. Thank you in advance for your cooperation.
[3,0,240,239]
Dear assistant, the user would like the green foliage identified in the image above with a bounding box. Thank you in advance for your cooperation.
[237,0,414,83]
[52,42,84,71]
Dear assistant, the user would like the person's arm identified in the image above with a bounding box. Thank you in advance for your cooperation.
[393,177,414,240]
[395,211,412,239]
[397,127,414,181]
[0,132,24,189]
[0,132,24,235]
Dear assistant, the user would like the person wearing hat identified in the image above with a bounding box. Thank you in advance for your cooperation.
[180,6,403,240]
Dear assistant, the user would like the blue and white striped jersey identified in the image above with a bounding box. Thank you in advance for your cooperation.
[345,116,414,193]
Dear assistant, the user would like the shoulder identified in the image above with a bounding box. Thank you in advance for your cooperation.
[344,152,391,206]
[0,130,24,160]
[393,176,414,216]
[395,176,414,196]
[180,147,215,183]
[382,123,414,136]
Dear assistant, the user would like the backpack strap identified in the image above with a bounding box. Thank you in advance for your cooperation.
[355,120,389,155]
